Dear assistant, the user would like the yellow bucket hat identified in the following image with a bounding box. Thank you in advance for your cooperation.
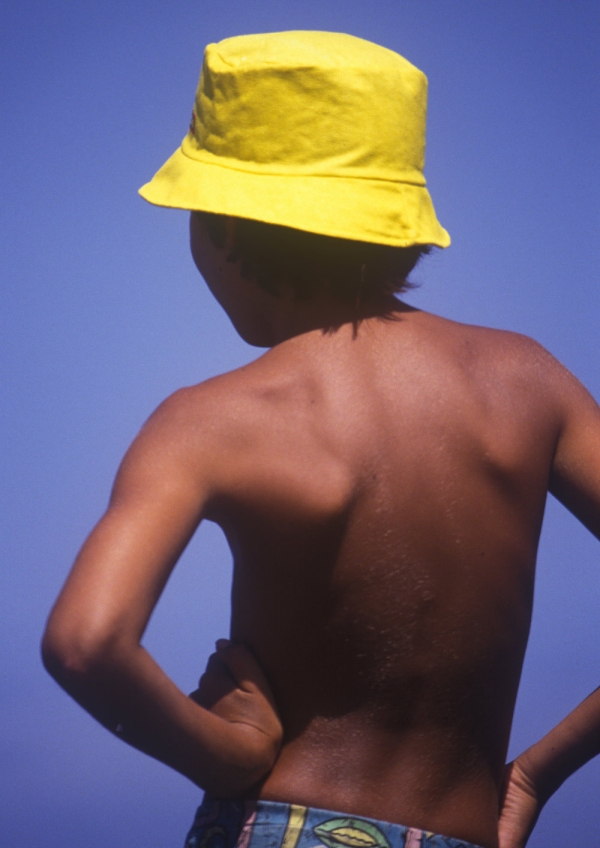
[139,31,450,248]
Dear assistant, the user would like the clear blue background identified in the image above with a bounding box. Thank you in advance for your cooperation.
[1,1,599,845]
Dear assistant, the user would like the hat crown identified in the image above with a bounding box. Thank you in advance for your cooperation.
[139,31,450,249]
[184,31,428,183]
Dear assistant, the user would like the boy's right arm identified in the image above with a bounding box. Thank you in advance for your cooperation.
[499,361,600,847]
[41,387,282,795]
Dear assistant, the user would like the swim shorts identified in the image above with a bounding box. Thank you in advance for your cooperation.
[184,796,483,848]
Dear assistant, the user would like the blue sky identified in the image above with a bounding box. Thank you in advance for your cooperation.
[1,1,599,846]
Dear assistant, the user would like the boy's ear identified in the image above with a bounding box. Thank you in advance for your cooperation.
[224,216,243,265]
[224,216,237,252]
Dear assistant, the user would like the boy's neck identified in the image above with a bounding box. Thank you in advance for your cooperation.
[263,292,412,347]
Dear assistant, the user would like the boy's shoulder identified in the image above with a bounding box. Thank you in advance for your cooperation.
[160,346,306,431]
[415,310,550,356]
[141,349,350,519]
[142,346,321,475]
[146,310,584,456]
[127,312,595,527]
[155,312,574,433]
[415,311,571,386]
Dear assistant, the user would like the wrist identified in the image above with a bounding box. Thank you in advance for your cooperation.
[191,714,279,796]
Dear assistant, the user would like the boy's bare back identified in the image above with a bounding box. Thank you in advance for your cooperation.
[152,305,598,847]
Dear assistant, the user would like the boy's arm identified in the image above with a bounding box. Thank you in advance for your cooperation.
[41,388,281,796]
[499,366,600,847]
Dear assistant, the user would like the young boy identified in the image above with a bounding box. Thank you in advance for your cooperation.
[42,31,600,848]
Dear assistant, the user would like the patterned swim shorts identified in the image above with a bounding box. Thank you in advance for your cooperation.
[184,796,483,848]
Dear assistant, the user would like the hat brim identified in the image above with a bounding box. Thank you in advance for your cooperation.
[139,143,450,249]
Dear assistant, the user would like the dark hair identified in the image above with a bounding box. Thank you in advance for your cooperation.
[197,212,430,306]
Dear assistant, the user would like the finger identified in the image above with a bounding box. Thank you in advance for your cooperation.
[216,642,277,705]
[198,651,235,687]
[192,638,233,690]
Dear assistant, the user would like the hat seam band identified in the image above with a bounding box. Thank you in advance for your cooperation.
[179,143,427,187]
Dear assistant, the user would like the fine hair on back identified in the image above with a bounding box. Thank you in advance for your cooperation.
[197,212,431,306]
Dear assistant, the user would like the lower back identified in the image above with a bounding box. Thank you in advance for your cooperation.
[258,720,502,848]
[229,476,536,848]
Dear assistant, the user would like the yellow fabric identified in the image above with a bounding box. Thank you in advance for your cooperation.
[139,31,450,248]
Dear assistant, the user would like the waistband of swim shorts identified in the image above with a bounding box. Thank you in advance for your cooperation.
[184,795,484,848]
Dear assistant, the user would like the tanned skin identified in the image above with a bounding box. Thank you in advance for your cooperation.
[43,214,600,848]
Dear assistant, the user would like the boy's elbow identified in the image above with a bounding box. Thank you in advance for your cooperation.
[41,618,121,687]
[42,628,85,683]
[42,625,92,687]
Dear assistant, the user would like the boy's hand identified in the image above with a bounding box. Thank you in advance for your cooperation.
[189,640,283,784]
[497,758,542,848]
